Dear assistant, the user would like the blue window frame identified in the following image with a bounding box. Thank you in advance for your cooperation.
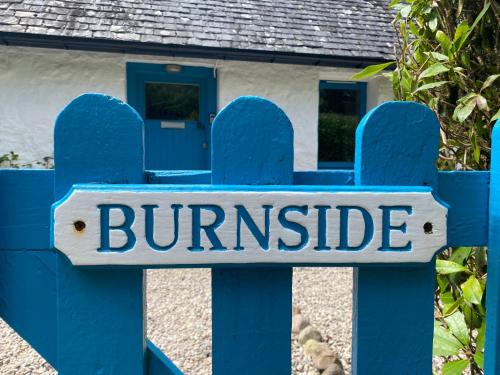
[318,81,367,170]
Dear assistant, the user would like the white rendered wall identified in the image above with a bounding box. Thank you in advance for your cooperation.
[0,45,393,170]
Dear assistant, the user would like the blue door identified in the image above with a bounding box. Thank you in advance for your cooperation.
[127,63,217,170]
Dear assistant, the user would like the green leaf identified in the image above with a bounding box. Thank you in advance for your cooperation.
[436,30,452,54]
[400,4,411,18]
[450,247,472,264]
[492,108,500,122]
[443,296,464,317]
[436,259,468,274]
[455,2,491,52]
[413,81,449,93]
[481,74,500,91]
[442,359,469,375]
[440,291,454,305]
[474,351,484,369]
[462,302,482,329]
[444,311,469,345]
[437,274,450,291]
[429,15,438,31]
[409,21,419,36]
[472,133,480,163]
[461,275,483,305]
[351,62,395,80]
[476,320,486,351]
[453,96,477,123]
[433,322,464,356]
[476,95,489,111]
[457,0,464,16]
[453,21,470,46]
[419,63,449,79]
[427,52,450,61]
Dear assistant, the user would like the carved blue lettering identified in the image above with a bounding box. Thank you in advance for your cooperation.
[235,205,272,250]
[336,206,373,251]
[314,205,332,251]
[97,204,136,252]
[278,205,309,251]
[142,204,182,251]
[188,205,227,251]
[378,205,412,251]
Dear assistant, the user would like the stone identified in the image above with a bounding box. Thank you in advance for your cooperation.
[292,305,301,316]
[312,350,339,370]
[302,339,343,371]
[322,362,345,375]
[292,314,310,333]
[298,325,322,346]
[302,339,325,356]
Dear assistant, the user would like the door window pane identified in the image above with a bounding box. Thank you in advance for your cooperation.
[318,87,361,163]
[145,83,199,121]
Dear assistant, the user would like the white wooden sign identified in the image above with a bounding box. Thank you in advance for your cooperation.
[52,186,447,266]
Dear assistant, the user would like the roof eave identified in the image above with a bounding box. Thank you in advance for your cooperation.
[0,31,393,68]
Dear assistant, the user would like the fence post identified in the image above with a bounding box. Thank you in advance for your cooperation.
[352,102,440,374]
[485,121,499,374]
[211,96,294,375]
[53,94,145,374]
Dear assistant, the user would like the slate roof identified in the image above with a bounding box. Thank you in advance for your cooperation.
[0,0,395,63]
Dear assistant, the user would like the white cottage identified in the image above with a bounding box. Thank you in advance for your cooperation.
[0,0,394,170]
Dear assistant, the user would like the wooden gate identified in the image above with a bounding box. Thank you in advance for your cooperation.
[0,93,498,374]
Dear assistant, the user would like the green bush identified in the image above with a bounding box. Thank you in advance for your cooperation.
[353,1,498,373]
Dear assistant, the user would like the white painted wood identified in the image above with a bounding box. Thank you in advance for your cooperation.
[53,188,447,266]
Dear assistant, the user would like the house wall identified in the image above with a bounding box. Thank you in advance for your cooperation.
[0,45,392,170]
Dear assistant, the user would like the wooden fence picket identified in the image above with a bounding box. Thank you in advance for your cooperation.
[211,96,294,375]
[486,121,500,374]
[352,102,440,374]
[53,94,145,374]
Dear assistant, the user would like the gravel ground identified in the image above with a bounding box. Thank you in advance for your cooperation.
[0,267,353,374]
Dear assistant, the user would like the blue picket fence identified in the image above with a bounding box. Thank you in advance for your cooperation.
[0,93,498,374]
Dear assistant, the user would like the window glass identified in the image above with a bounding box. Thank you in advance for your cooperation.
[145,83,199,121]
[318,87,361,163]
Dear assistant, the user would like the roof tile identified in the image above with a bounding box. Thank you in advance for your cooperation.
[0,0,395,60]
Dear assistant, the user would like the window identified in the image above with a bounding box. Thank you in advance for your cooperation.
[318,81,367,169]
[145,82,200,121]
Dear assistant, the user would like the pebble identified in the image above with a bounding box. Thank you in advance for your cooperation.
[0,267,355,374]
[292,314,310,334]
[298,326,323,346]
[323,362,346,375]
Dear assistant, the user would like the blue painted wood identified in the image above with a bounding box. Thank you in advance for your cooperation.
[438,171,489,247]
[352,101,439,374]
[211,96,293,375]
[63,183,437,193]
[485,122,500,374]
[144,169,489,249]
[145,170,356,186]
[0,96,495,375]
[146,340,184,375]
[0,169,54,250]
[127,63,217,170]
[53,94,145,374]
[146,170,211,184]
[0,249,57,367]
[293,170,354,185]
